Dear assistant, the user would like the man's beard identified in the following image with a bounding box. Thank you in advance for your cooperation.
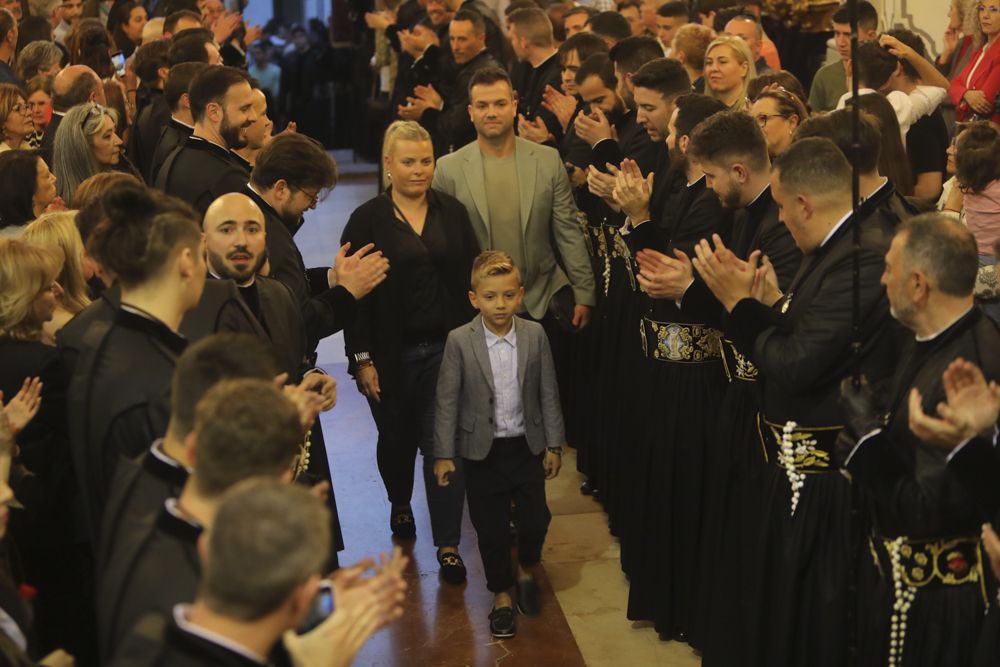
[208,247,263,283]
[718,181,742,209]
[220,114,249,150]
[889,295,917,330]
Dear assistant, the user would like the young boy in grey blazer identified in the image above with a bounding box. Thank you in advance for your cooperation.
[434,250,564,639]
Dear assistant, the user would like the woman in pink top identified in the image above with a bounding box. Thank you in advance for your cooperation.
[949,0,1000,122]
[956,122,1000,319]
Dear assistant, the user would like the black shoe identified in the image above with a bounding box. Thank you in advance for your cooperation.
[437,549,467,585]
[489,606,516,638]
[516,577,540,617]
[389,505,416,539]
[580,479,597,496]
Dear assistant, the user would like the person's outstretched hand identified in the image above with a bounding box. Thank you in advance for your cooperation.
[1,377,42,438]
[332,243,390,299]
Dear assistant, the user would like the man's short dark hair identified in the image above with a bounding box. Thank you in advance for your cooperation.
[563,5,596,24]
[688,110,769,171]
[884,28,926,80]
[658,1,689,19]
[188,65,249,123]
[630,57,691,102]
[134,40,171,85]
[587,10,631,44]
[795,108,881,174]
[507,7,553,47]
[854,42,898,90]
[168,27,214,66]
[772,137,852,199]
[0,9,14,43]
[559,30,608,65]
[832,1,878,30]
[52,71,100,111]
[897,213,979,296]
[192,379,302,499]
[467,65,512,97]
[165,61,209,111]
[165,8,201,35]
[608,36,664,76]
[452,8,486,35]
[170,333,280,438]
[252,133,338,193]
[673,93,728,140]
[575,52,616,89]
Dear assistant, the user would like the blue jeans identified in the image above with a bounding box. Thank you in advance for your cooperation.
[369,340,465,547]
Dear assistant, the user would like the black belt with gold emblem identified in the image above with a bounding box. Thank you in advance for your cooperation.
[639,317,722,363]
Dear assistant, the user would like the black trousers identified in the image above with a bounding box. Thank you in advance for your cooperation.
[464,436,551,593]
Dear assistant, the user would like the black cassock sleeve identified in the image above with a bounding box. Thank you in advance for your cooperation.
[947,435,1000,521]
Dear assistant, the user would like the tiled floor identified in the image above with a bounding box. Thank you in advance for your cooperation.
[301,159,701,666]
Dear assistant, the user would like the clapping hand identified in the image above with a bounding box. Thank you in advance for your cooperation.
[691,236,759,312]
[750,253,782,306]
[573,106,613,146]
[299,372,337,412]
[282,380,325,431]
[331,242,390,299]
[1,377,42,440]
[399,84,443,120]
[586,162,620,200]
[908,358,1000,450]
[612,158,652,222]
[635,248,693,300]
[542,84,577,132]
[518,114,551,144]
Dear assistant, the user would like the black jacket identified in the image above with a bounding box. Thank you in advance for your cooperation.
[128,89,171,183]
[39,112,64,168]
[340,189,479,390]
[157,135,249,214]
[510,52,563,142]
[591,109,661,177]
[421,48,499,156]
[148,118,193,185]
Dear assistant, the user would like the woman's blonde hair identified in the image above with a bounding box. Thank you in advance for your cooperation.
[23,211,92,315]
[0,239,59,341]
[381,120,433,190]
[704,35,757,112]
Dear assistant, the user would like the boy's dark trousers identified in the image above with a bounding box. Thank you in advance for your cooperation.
[463,436,552,593]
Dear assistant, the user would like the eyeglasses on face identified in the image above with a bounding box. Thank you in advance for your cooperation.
[754,113,788,127]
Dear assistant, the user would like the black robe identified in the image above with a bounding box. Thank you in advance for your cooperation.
[510,52,563,142]
[156,135,250,214]
[98,501,201,663]
[846,308,1000,667]
[724,208,898,667]
[620,176,732,639]
[148,118,193,185]
[421,49,500,156]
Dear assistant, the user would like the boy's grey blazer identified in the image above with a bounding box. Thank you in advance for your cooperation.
[431,137,596,320]
[434,315,565,461]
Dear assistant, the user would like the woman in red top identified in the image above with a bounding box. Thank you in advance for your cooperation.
[949,0,1000,122]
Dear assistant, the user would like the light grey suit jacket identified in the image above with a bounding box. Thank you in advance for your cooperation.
[431,137,596,319]
[434,315,565,461]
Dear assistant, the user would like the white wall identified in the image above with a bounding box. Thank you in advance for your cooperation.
[877,0,953,58]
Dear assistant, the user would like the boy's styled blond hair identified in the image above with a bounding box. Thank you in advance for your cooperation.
[470,250,522,290]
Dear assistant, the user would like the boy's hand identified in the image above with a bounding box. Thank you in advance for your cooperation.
[434,459,456,487]
[543,450,561,479]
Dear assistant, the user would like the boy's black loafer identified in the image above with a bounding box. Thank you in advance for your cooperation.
[516,577,540,617]
[489,606,516,638]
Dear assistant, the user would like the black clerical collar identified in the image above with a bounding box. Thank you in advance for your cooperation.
[146,439,190,487]
[188,134,235,158]
[744,183,772,220]
[687,174,706,189]
[118,305,187,354]
[230,151,251,172]
[208,269,255,288]
[818,209,854,250]
[170,116,194,131]
[532,50,558,71]
[915,306,977,343]
[246,184,303,235]
[159,498,203,544]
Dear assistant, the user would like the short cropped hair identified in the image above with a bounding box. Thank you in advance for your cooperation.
[188,65,249,123]
[688,110,769,171]
[608,35,664,76]
[168,27,213,65]
[832,1,878,31]
[169,334,280,438]
[658,1,689,19]
[630,57,692,103]
[897,213,979,297]
[252,133,339,194]
[468,65,513,97]
[558,31,608,66]
[134,40,171,85]
[192,378,302,499]
[471,250,522,289]
[200,481,330,621]
[165,61,209,111]
[452,8,485,35]
[794,108,881,174]
[772,136,852,200]
[507,7,553,47]
[575,52,616,89]
[587,10,631,43]
[673,93,728,140]
[885,28,927,80]
[671,23,713,70]
[854,42,897,90]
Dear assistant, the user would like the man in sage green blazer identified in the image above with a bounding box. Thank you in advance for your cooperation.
[431,67,596,327]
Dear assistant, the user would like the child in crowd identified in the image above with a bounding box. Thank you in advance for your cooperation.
[433,250,564,639]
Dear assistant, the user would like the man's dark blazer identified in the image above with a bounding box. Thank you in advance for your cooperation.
[156,135,249,214]
[253,275,309,381]
[40,111,64,167]
[148,118,193,185]
[128,89,170,183]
